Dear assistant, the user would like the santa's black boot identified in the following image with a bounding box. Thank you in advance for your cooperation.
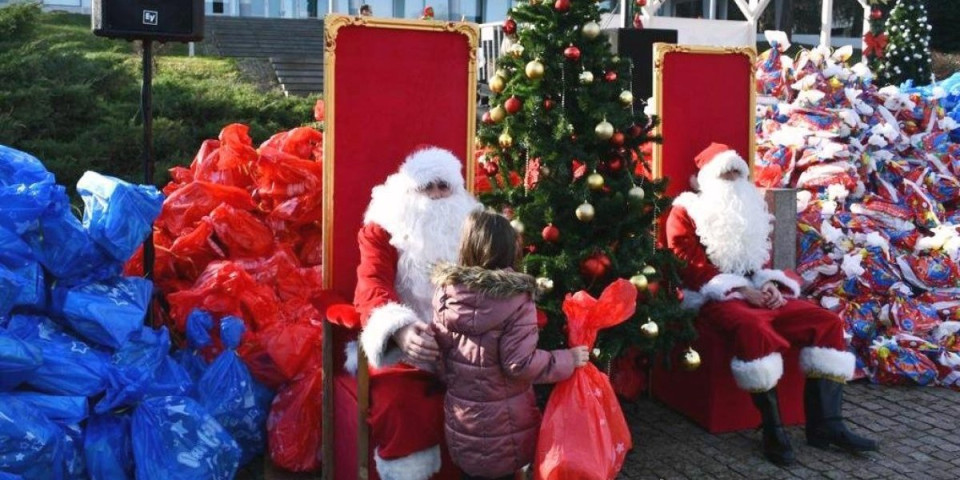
[805,378,879,452]
[751,388,795,466]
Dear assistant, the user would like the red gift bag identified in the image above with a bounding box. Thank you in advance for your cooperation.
[536,280,637,480]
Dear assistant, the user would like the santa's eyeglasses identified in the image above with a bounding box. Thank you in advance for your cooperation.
[419,181,450,192]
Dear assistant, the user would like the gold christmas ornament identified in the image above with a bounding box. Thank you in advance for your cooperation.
[525,59,545,80]
[579,71,594,85]
[489,106,506,123]
[489,75,506,93]
[629,274,648,290]
[628,186,645,202]
[640,318,659,339]
[595,119,614,140]
[499,131,514,148]
[681,347,702,371]
[536,276,554,293]
[619,90,634,106]
[510,219,525,234]
[642,265,657,276]
[829,77,843,89]
[587,172,605,191]
[575,202,595,222]
[581,21,601,39]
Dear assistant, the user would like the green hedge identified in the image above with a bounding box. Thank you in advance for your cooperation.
[0,7,316,197]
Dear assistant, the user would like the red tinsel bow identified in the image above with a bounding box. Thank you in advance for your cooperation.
[864,32,888,58]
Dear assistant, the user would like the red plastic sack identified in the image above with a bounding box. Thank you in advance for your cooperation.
[536,279,636,480]
[267,367,323,472]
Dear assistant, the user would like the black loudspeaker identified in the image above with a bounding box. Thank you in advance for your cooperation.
[92,0,204,42]
[607,29,678,105]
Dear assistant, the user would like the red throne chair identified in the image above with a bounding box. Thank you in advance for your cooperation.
[320,15,478,480]
[646,44,804,433]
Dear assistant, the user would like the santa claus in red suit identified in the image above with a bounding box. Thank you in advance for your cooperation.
[353,147,481,480]
[666,143,878,466]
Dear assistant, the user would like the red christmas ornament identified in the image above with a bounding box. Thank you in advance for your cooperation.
[481,111,493,124]
[503,18,517,35]
[608,156,623,173]
[536,309,548,329]
[543,98,555,111]
[579,252,611,280]
[483,161,500,176]
[563,45,581,62]
[633,12,644,29]
[504,96,522,114]
[554,0,571,12]
[870,8,882,20]
[628,123,644,138]
[542,224,560,243]
[610,132,625,147]
[634,0,646,6]
[647,280,660,297]
[604,71,618,82]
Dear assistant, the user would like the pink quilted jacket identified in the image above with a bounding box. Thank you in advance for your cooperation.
[431,264,575,478]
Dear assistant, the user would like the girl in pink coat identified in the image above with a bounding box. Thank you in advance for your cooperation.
[431,210,589,480]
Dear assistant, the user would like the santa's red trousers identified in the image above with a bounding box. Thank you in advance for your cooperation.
[370,363,459,478]
[699,298,846,361]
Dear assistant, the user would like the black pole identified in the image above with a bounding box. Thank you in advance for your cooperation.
[142,39,155,285]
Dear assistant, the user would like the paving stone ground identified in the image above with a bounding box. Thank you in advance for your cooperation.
[239,382,960,480]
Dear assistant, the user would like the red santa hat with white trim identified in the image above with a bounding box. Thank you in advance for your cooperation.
[694,142,751,187]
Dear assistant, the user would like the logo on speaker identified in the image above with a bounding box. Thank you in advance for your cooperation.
[143,10,159,26]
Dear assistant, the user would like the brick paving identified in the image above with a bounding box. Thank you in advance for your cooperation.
[240,382,960,480]
[619,382,960,480]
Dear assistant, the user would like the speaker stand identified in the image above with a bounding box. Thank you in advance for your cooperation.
[141,39,156,323]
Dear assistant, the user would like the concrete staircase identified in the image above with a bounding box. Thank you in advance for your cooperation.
[205,16,325,96]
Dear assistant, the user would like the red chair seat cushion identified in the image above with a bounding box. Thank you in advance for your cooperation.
[651,316,805,433]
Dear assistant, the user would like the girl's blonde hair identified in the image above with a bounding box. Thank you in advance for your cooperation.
[457,210,520,270]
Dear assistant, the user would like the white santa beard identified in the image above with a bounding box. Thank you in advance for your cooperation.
[694,177,773,275]
[386,192,479,321]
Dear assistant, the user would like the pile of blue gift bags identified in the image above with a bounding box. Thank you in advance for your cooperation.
[0,145,272,479]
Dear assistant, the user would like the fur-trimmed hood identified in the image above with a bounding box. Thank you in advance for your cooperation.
[432,263,536,337]
[432,263,536,299]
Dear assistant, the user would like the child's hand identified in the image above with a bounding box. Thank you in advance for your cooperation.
[570,346,590,367]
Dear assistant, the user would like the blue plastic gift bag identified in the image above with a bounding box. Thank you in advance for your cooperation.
[24,191,121,286]
[97,326,192,413]
[84,413,134,480]
[0,329,42,391]
[0,393,88,425]
[10,262,44,311]
[0,396,65,480]
[0,145,56,235]
[0,472,24,479]
[77,171,163,262]
[0,226,34,269]
[51,276,152,349]
[197,316,271,465]
[60,423,86,479]
[132,396,241,480]
[173,309,213,384]
[0,145,55,188]
[5,315,109,396]
[0,264,22,317]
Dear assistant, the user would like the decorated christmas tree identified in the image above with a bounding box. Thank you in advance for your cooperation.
[475,0,696,365]
[876,0,933,87]
[862,0,891,77]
